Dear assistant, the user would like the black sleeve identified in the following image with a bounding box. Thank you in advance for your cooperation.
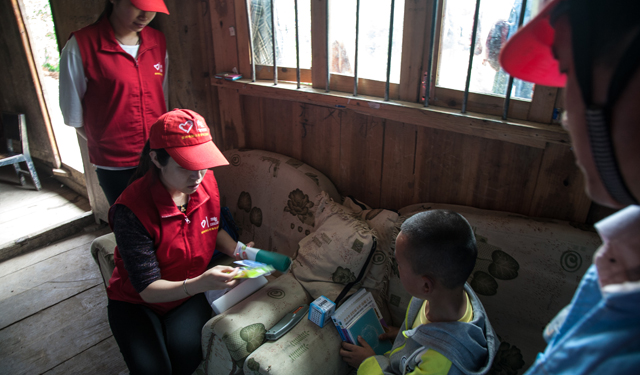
[112,204,161,293]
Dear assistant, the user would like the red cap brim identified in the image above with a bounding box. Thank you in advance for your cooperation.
[130,0,169,14]
[499,0,566,87]
[166,141,229,170]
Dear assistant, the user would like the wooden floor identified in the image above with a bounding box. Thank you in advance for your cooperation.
[0,167,128,374]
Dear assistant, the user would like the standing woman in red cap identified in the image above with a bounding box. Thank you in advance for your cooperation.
[106,109,245,374]
[59,0,170,205]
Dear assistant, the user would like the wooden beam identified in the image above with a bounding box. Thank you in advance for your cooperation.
[234,0,252,77]
[398,0,428,102]
[311,0,328,90]
[209,0,240,72]
[528,85,558,124]
[212,79,570,148]
[217,87,246,149]
[432,87,532,121]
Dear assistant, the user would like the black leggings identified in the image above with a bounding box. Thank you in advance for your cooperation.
[107,295,212,375]
[95,167,137,206]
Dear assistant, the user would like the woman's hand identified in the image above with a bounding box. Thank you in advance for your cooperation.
[200,265,240,289]
[234,241,255,260]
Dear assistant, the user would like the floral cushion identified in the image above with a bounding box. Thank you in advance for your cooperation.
[243,318,350,375]
[394,203,602,375]
[291,192,376,302]
[216,149,341,259]
[200,273,311,375]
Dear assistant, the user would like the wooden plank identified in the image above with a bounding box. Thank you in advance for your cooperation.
[0,285,112,375]
[217,87,246,150]
[0,243,102,324]
[432,87,532,121]
[0,228,109,279]
[311,0,328,90]
[196,0,225,147]
[42,336,127,375]
[77,133,109,224]
[234,0,252,77]
[398,0,428,102]
[0,188,87,226]
[423,0,444,103]
[329,74,400,100]
[241,95,266,150]
[261,97,299,158]
[337,110,385,207]
[209,0,240,72]
[528,85,558,124]
[379,121,418,210]
[298,103,341,183]
[0,213,97,263]
[255,65,313,83]
[212,79,569,148]
[413,127,544,215]
[529,142,593,222]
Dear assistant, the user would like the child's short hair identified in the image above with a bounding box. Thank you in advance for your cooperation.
[400,210,477,289]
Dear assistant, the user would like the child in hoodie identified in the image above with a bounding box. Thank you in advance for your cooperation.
[340,210,498,375]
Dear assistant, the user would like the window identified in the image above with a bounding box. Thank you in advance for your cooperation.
[238,0,558,123]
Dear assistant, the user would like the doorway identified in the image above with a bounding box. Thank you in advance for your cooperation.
[20,0,83,173]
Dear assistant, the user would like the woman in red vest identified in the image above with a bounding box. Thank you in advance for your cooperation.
[59,0,169,205]
[106,109,242,374]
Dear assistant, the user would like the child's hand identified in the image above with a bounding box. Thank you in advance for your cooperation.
[379,325,400,341]
[339,336,376,368]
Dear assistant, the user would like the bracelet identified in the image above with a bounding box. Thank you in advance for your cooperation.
[183,278,192,296]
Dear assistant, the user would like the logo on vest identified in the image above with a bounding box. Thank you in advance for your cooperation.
[179,120,193,133]
[154,63,164,73]
[201,216,219,234]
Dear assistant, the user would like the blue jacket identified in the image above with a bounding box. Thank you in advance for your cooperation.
[525,265,640,374]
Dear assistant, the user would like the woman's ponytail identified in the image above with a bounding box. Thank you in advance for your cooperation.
[127,140,171,186]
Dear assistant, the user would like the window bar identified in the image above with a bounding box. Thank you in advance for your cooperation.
[502,0,528,120]
[294,0,301,89]
[245,0,256,82]
[423,0,439,107]
[353,0,361,96]
[270,0,277,85]
[461,0,481,113]
[325,0,330,92]
[384,0,396,101]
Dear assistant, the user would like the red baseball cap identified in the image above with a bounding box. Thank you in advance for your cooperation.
[149,109,229,170]
[499,0,566,87]
[130,0,170,14]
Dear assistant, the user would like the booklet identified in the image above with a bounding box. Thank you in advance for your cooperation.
[331,288,392,355]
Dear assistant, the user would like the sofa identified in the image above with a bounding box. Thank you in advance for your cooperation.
[90,149,602,375]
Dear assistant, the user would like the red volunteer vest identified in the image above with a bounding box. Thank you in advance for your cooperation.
[106,170,221,315]
[73,17,167,167]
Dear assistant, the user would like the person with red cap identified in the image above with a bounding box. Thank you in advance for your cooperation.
[106,109,245,375]
[59,0,170,205]
[500,0,640,373]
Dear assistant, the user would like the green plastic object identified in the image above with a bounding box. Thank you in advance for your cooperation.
[255,250,292,273]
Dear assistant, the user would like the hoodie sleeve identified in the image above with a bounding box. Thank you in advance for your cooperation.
[358,354,393,375]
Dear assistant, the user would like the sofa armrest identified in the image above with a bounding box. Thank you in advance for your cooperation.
[243,318,350,375]
[200,273,312,375]
[90,233,117,288]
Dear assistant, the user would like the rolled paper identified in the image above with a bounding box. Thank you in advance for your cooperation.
[209,276,268,314]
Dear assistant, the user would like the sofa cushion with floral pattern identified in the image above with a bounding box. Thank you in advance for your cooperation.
[215,149,341,260]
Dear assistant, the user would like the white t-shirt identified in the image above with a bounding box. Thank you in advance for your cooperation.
[58,35,169,170]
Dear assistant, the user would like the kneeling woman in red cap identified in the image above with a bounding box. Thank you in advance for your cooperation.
[106,109,242,375]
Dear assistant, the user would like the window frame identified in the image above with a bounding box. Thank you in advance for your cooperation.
[232,0,559,125]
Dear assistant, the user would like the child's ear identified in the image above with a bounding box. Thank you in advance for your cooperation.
[421,275,434,295]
